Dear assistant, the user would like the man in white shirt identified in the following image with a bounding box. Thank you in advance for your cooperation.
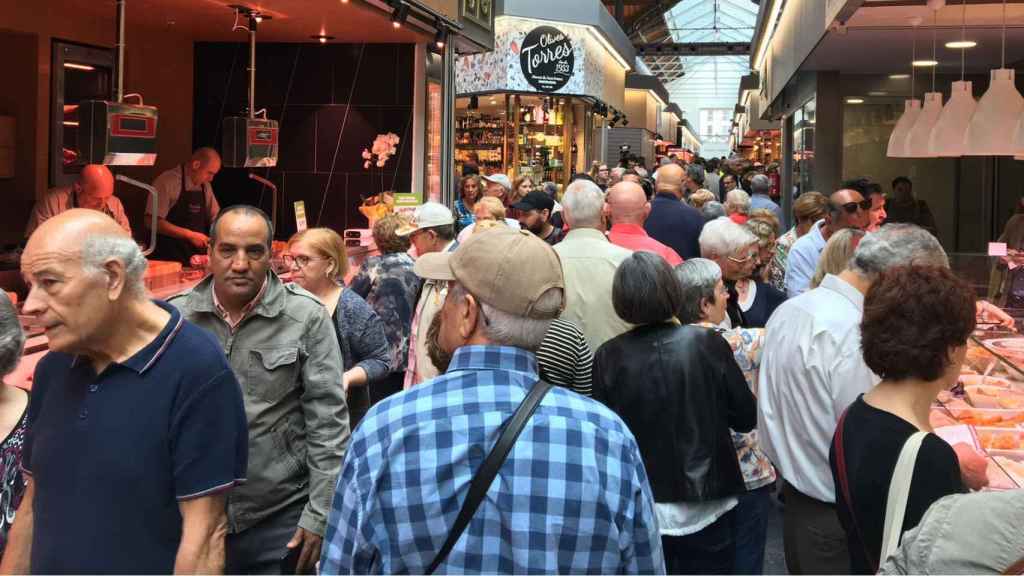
[757,224,946,575]
[149,148,222,263]
[554,179,632,351]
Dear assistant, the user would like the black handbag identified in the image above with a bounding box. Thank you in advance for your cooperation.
[425,379,553,575]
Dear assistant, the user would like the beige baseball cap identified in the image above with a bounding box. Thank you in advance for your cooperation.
[413,227,565,319]
[396,202,455,237]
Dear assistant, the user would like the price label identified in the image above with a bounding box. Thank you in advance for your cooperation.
[294,201,307,232]
[990,242,1008,257]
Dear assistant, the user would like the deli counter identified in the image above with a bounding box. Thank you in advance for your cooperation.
[933,252,1024,490]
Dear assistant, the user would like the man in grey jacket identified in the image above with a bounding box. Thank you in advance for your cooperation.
[170,205,349,574]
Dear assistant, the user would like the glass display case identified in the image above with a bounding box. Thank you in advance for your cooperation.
[931,252,1024,489]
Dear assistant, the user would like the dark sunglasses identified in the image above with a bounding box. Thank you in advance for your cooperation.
[840,199,872,214]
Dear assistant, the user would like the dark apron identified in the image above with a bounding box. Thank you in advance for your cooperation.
[152,165,209,264]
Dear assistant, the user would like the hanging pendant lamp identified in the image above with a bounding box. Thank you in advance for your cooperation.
[930,1,976,157]
[908,92,944,157]
[889,100,922,157]
[965,0,1024,156]
[888,19,924,158]
[906,10,943,157]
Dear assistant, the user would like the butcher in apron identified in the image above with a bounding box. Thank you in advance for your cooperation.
[149,148,222,264]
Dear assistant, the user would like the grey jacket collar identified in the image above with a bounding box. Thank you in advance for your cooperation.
[180,271,287,320]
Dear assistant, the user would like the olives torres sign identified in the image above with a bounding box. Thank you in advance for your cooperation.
[519,25,575,93]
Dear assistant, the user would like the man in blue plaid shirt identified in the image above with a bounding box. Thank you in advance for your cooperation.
[320,228,664,574]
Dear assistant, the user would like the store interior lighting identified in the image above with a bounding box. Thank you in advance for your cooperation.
[967,0,1023,156]
[434,23,448,49]
[846,98,865,104]
[929,0,977,157]
[390,1,409,28]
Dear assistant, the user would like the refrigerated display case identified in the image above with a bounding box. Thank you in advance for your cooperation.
[926,252,1024,488]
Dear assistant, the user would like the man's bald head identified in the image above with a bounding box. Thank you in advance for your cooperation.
[190,147,222,185]
[28,209,128,256]
[827,188,869,232]
[21,210,148,354]
[655,164,685,199]
[77,165,115,205]
[606,182,650,225]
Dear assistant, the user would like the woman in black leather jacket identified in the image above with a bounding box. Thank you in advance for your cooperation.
[592,252,758,575]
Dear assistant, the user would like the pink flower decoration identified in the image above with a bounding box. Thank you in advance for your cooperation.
[363,160,371,169]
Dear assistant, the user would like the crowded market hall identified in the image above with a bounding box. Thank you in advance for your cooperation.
[3,0,1024,574]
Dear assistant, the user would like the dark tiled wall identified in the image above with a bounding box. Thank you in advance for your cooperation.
[193,42,415,239]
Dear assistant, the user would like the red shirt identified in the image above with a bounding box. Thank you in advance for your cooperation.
[730,213,749,225]
[607,223,684,267]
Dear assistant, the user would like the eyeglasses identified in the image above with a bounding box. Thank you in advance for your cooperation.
[727,251,757,264]
[282,254,325,269]
[840,199,872,214]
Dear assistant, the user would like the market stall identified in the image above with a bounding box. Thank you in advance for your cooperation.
[455,10,634,184]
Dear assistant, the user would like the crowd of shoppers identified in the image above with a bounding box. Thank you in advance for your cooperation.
[4,154,1024,576]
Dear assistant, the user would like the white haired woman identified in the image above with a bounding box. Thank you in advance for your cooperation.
[0,294,29,557]
[675,258,776,576]
[725,189,752,225]
[699,217,787,328]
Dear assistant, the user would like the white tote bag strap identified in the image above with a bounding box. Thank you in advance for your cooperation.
[880,431,928,564]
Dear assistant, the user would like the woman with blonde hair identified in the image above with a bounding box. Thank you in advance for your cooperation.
[770,191,830,291]
[349,214,423,404]
[457,196,515,243]
[809,228,866,289]
[688,189,717,210]
[747,209,780,284]
[286,227,390,425]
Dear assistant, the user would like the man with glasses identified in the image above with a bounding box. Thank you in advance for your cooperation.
[397,202,459,388]
[783,188,869,297]
[170,205,349,574]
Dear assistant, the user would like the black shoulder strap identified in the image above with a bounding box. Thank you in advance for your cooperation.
[426,379,553,575]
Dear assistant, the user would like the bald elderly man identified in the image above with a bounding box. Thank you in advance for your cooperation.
[4,210,248,574]
[643,163,706,259]
[25,164,131,237]
[606,181,683,266]
[150,147,223,263]
[784,187,870,297]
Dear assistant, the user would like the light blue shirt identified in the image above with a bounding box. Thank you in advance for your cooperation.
[750,193,783,223]
[784,219,828,297]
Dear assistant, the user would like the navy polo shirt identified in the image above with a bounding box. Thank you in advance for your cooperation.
[23,300,248,574]
[644,192,706,259]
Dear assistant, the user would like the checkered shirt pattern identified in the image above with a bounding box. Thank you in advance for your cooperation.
[320,345,665,575]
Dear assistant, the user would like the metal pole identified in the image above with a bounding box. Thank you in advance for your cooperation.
[248,20,257,118]
[115,0,125,102]
[440,43,456,206]
[781,113,794,230]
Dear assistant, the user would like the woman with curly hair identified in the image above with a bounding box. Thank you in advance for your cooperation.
[830,265,975,574]
[454,174,482,231]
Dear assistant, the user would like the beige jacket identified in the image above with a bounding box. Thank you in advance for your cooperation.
[553,228,634,352]
[405,241,457,387]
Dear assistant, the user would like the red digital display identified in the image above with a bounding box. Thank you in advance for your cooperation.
[110,114,156,138]
[248,127,279,145]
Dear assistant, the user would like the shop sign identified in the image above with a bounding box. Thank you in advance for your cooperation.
[519,25,575,93]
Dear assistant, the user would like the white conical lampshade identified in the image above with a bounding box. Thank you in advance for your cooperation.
[1013,105,1024,155]
[887,99,922,158]
[965,69,1024,156]
[906,92,943,157]
[929,81,977,157]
